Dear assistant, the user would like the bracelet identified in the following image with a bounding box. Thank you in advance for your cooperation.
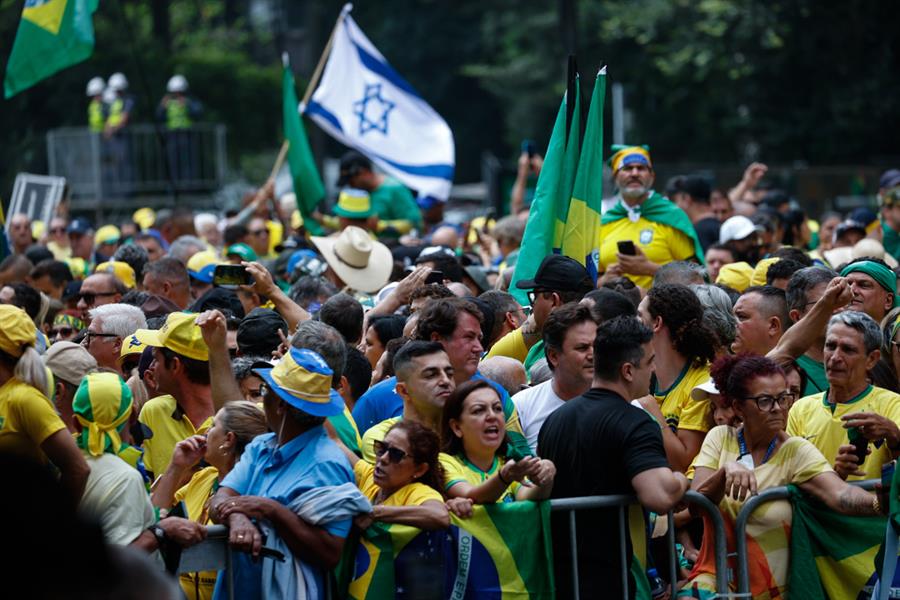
[873,495,881,515]
[498,470,510,486]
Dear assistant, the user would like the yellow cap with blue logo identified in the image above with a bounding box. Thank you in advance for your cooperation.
[134,312,209,361]
[253,347,344,417]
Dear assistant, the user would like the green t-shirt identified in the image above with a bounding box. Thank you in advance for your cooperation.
[796,354,829,397]
[370,176,422,230]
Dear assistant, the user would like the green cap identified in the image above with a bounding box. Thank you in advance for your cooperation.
[225,243,258,262]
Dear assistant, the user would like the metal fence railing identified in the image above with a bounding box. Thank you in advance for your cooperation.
[46,123,227,210]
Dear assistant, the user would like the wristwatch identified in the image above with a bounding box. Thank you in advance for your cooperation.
[147,523,167,548]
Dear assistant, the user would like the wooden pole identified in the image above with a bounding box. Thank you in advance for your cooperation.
[269,140,290,181]
[299,3,352,106]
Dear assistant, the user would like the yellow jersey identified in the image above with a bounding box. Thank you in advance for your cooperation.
[354,460,442,506]
[0,378,66,464]
[786,385,900,481]
[440,452,520,503]
[173,466,219,600]
[360,417,401,464]
[138,395,213,478]
[599,216,696,289]
[653,363,713,434]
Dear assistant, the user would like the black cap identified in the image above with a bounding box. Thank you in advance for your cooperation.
[834,220,867,242]
[515,255,593,294]
[880,169,900,190]
[337,151,372,186]
[67,217,94,236]
[671,175,711,203]
[237,308,288,357]
[189,287,246,318]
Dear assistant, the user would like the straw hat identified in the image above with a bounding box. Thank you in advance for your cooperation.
[311,226,392,293]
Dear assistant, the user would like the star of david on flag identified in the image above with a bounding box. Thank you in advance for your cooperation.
[353,83,395,136]
[303,4,455,203]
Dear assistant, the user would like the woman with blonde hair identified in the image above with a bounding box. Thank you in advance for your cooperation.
[152,401,268,600]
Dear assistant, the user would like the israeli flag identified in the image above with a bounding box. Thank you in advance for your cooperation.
[303,4,455,202]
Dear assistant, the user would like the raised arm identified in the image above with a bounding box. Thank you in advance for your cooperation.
[768,277,850,363]
[242,261,310,332]
[196,309,243,411]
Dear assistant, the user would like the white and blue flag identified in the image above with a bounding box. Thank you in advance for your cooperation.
[303,4,455,203]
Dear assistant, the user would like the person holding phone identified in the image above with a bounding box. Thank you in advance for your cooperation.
[598,145,705,289]
[510,141,543,216]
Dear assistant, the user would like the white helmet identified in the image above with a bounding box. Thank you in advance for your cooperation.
[167,74,188,93]
[86,77,105,97]
[102,87,117,104]
[108,72,128,91]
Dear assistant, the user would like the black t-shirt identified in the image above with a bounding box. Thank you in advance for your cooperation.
[538,387,669,599]
[694,217,721,252]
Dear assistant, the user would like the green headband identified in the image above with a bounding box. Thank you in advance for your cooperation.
[840,260,899,309]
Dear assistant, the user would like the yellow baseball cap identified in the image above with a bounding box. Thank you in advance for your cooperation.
[95,261,136,289]
[134,312,209,361]
[95,225,121,247]
[750,257,780,287]
[291,209,304,230]
[253,347,343,417]
[0,305,37,358]
[715,261,754,292]
[132,207,156,231]
[186,250,220,284]
[119,332,146,361]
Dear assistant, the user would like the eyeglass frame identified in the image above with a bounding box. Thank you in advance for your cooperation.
[78,291,119,306]
[373,439,410,464]
[741,391,795,412]
[82,331,120,344]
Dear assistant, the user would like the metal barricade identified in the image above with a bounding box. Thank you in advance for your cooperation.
[177,524,234,600]
[549,491,730,600]
[734,478,879,598]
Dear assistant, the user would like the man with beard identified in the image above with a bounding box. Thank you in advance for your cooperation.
[598,145,705,289]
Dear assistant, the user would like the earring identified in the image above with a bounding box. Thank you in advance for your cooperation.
[219,444,227,452]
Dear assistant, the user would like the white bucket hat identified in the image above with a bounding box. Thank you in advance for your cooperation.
[311,226,392,293]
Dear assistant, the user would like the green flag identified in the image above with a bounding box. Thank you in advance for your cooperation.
[560,67,606,281]
[4,0,99,99]
[510,77,582,306]
[282,57,325,235]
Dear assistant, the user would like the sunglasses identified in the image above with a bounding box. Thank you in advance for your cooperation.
[50,227,67,234]
[373,440,409,464]
[78,291,118,306]
[526,289,551,305]
[52,327,74,337]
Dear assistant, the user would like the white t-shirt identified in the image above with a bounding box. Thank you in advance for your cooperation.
[79,452,156,546]
[512,379,565,453]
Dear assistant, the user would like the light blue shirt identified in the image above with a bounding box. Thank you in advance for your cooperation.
[213,426,354,600]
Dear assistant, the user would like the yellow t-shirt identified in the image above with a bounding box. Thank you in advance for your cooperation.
[599,216,696,289]
[786,385,900,481]
[485,328,529,362]
[138,395,213,478]
[354,460,443,506]
[173,466,219,600]
[439,452,520,503]
[361,417,401,464]
[654,363,713,434]
[0,378,66,464]
[688,425,832,599]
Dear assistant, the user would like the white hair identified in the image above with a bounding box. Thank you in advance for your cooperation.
[89,303,147,338]
[167,235,206,264]
[194,213,218,234]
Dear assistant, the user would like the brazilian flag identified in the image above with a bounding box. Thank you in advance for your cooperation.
[788,485,887,600]
[338,501,555,599]
[4,0,100,98]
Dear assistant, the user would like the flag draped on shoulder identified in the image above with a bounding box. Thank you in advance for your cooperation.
[788,484,886,600]
[4,0,99,98]
[337,501,555,599]
[282,55,325,235]
[303,4,455,204]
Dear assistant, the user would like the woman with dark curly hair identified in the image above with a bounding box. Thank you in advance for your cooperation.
[680,354,884,599]
[343,420,450,530]
[637,283,719,472]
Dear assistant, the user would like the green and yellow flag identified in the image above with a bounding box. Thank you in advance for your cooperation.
[282,55,325,235]
[4,0,100,99]
[788,484,887,600]
[338,500,555,599]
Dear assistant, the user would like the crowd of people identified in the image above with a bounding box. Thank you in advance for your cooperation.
[2,145,900,599]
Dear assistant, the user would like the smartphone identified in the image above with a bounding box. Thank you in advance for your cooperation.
[521,139,537,158]
[617,240,637,256]
[847,427,868,467]
[213,264,252,289]
[425,270,444,284]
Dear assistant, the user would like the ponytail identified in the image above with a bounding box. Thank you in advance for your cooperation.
[14,346,49,397]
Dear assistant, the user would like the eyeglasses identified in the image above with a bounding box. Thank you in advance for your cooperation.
[82,331,119,344]
[77,291,118,306]
[526,289,550,305]
[742,391,795,412]
[373,440,409,464]
[249,229,268,237]
[50,227,67,234]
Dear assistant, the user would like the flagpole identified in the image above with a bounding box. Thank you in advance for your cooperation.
[300,3,353,106]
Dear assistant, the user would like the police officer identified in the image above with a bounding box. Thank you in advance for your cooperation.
[104,73,135,196]
[157,75,203,182]
[85,77,106,133]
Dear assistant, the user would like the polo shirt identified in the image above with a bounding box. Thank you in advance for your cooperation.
[786,385,900,481]
[439,452,520,503]
[213,427,354,600]
[599,217,696,289]
[138,394,213,478]
[79,452,156,546]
